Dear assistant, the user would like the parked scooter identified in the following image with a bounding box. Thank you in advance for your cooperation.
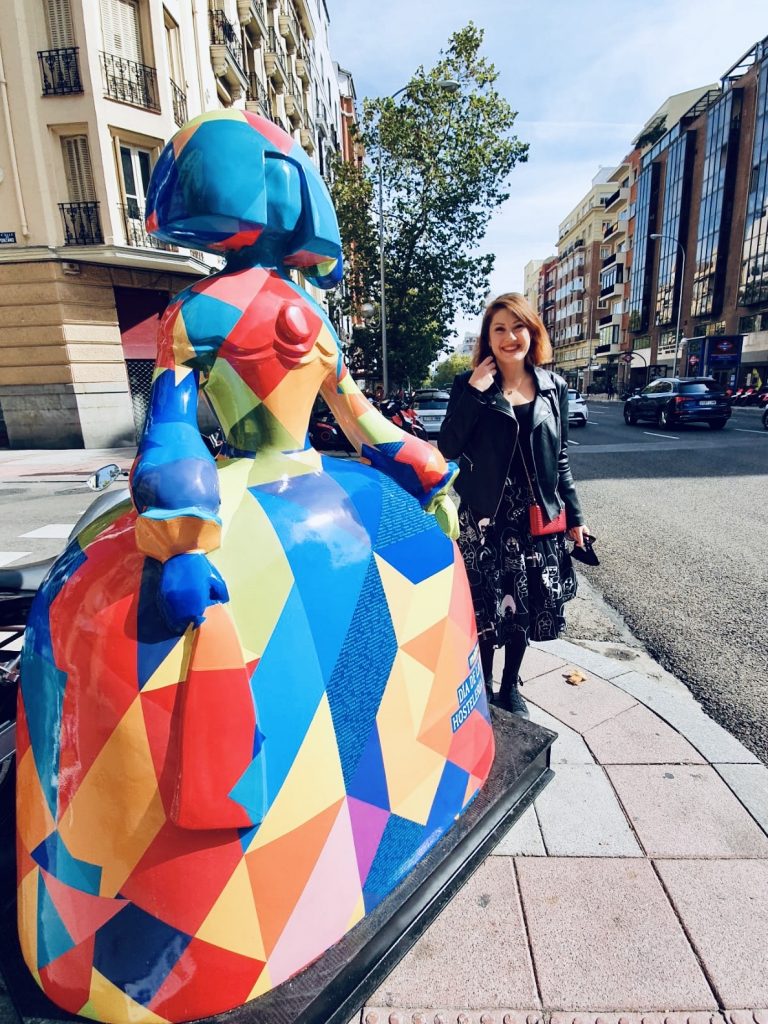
[381,397,430,441]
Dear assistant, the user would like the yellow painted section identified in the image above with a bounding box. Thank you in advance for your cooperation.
[373,554,414,643]
[196,860,266,960]
[246,964,272,1001]
[58,699,166,898]
[208,488,292,666]
[398,651,436,735]
[204,357,260,435]
[89,968,170,1024]
[16,748,55,852]
[346,891,365,930]
[17,866,38,972]
[401,564,454,644]
[247,695,345,852]
[141,632,194,692]
[261,360,328,447]
[172,312,198,368]
[392,759,445,825]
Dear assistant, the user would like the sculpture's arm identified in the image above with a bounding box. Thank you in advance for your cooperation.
[320,362,459,539]
[131,295,228,631]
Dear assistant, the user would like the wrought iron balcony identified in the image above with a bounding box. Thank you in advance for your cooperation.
[119,203,174,250]
[210,9,245,74]
[284,75,303,124]
[100,51,160,111]
[236,0,268,43]
[246,72,271,119]
[170,79,187,127]
[279,2,299,53]
[265,27,287,86]
[59,202,103,245]
[38,47,82,95]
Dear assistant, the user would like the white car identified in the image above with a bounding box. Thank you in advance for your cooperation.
[567,389,589,427]
[411,389,450,438]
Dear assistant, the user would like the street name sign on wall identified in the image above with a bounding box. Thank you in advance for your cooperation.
[0,232,17,244]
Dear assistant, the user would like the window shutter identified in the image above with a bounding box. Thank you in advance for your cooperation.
[44,0,75,48]
[62,136,96,203]
[100,0,142,62]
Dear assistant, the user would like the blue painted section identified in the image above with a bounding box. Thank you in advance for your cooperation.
[248,584,326,809]
[425,760,470,835]
[378,527,453,585]
[362,814,432,912]
[93,904,192,1005]
[19,650,68,820]
[180,292,242,354]
[346,724,390,811]
[37,874,76,970]
[136,559,186,689]
[324,558,397,788]
[31,834,102,896]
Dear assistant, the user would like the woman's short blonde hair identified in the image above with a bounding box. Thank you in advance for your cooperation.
[473,292,553,368]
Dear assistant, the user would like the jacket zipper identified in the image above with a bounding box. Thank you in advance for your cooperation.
[490,432,518,527]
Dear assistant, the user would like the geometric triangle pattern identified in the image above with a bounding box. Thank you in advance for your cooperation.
[17,110,495,1024]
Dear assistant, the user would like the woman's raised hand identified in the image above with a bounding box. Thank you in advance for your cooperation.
[468,356,497,393]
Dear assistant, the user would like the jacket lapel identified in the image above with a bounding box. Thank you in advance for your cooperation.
[532,367,557,429]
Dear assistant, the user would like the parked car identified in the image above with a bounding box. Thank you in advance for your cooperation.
[411,389,450,438]
[567,389,589,427]
[623,377,731,429]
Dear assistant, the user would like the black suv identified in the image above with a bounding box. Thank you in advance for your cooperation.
[623,377,731,430]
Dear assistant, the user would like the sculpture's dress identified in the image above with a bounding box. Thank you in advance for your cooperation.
[16,112,494,1024]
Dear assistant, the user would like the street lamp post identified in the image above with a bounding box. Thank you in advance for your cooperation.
[650,233,686,378]
[376,79,459,396]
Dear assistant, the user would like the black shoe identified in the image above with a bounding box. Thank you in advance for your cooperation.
[493,678,530,719]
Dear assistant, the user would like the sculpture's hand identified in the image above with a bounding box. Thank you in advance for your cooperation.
[158,552,230,634]
[425,493,459,541]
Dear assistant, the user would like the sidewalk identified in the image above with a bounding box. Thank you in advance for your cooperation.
[360,629,768,1023]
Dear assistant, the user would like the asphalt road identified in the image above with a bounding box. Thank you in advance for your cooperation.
[566,400,768,764]
[1,403,767,763]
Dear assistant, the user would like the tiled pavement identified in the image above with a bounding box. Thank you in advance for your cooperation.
[362,640,768,1023]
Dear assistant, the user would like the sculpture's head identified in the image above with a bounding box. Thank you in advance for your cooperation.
[146,110,343,288]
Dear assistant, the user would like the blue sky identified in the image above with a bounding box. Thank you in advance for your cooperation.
[328,0,768,341]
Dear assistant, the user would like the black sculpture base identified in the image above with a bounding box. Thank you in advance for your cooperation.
[0,709,555,1024]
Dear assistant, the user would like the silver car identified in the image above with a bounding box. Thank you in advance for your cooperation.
[567,389,589,427]
[412,389,450,438]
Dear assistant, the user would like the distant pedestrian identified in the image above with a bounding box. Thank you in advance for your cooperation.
[606,380,616,400]
[439,293,590,718]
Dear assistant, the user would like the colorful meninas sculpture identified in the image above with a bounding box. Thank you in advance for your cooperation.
[17,111,495,1023]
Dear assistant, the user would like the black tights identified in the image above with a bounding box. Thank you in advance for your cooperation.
[479,632,528,698]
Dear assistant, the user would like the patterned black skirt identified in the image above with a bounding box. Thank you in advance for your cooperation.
[457,480,577,646]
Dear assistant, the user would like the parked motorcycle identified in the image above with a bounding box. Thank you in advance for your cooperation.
[381,397,430,440]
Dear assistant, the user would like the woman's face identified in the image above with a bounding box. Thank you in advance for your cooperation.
[488,308,532,371]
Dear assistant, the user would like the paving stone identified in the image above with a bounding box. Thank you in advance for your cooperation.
[534,765,642,857]
[655,860,768,1009]
[492,803,546,857]
[715,764,768,834]
[608,673,759,764]
[528,703,596,765]
[584,704,706,765]
[607,766,768,858]
[523,667,637,734]
[530,638,631,680]
[367,858,539,1009]
[520,645,568,682]
[515,858,716,1010]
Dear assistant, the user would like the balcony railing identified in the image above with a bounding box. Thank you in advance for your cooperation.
[38,47,82,95]
[246,72,271,118]
[119,203,174,250]
[209,9,245,75]
[100,51,160,111]
[59,201,103,245]
[266,27,287,82]
[170,79,187,127]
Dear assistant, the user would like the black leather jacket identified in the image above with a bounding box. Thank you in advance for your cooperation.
[438,366,584,527]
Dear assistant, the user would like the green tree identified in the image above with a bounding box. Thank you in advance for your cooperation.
[430,353,473,389]
[332,23,528,388]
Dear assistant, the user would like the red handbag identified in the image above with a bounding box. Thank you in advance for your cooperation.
[520,446,566,536]
[528,502,566,536]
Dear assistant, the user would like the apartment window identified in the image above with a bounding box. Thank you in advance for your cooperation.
[44,0,75,47]
[120,143,152,219]
[164,9,183,83]
[59,135,103,244]
[739,54,768,306]
[101,0,143,61]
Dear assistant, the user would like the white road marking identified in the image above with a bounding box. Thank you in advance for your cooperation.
[19,524,75,539]
[567,439,580,445]
[644,431,680,440]
[734,428,768,434]
[0,551,32,567]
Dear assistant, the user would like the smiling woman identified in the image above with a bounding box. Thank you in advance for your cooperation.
[439,292,590,718]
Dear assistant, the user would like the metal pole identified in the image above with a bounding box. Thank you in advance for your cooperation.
[377,139,388,397]
[672,242,686,378]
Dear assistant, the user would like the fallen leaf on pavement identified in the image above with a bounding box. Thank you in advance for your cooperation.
[564,669,586,686]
